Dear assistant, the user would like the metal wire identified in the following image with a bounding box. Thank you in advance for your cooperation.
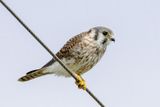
[0,1,105,107]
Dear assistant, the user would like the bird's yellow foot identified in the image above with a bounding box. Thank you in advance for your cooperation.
[75,74,86,90]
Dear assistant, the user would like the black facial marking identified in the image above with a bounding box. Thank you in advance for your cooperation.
[102,38,107,45]
[102,31,108,36]
[94,30,99,40]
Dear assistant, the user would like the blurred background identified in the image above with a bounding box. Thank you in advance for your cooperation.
[0,0,160,107]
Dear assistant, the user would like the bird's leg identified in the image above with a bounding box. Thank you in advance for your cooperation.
[75,74,86,90]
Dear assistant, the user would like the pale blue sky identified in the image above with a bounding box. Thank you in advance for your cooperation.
[0,0,160,107]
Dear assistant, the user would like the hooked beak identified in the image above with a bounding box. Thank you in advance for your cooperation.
[110,38,115,42]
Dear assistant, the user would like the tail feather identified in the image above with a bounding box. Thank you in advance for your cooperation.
[18,68,47,82]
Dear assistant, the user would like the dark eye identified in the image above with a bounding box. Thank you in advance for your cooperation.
[102,31,108,36]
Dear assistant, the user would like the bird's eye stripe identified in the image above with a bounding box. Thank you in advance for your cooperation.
[102,39,107,44]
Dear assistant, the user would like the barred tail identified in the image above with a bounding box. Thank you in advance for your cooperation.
[18,68,47,82]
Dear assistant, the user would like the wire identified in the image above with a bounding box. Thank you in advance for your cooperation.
[0,1,105,107]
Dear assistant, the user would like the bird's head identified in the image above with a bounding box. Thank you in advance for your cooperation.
[88,26,115,48]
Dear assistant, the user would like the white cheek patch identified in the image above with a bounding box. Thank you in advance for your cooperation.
[93,33,111,49]
[95,33,105,45]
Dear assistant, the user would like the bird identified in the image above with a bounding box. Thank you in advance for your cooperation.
[18,26,115,90]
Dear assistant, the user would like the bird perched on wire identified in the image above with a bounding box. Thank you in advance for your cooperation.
[18,26,115,90]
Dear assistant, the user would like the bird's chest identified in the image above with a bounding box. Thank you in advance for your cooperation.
[64,41,105,74]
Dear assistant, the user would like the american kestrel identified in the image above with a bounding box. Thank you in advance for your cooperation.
[18,26,115,90]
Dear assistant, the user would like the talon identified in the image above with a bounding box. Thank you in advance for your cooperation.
[75,79,86,90]
[75,74,87,90]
